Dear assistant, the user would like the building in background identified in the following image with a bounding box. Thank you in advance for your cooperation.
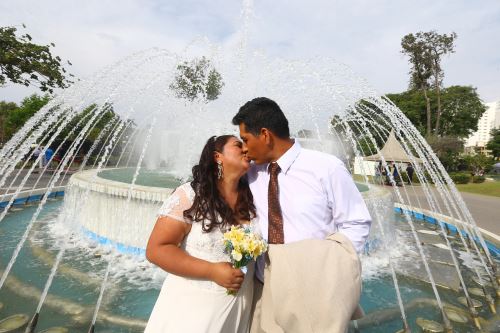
[465,101,500,155]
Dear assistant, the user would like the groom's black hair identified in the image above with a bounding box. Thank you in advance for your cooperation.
[232,97,290,139]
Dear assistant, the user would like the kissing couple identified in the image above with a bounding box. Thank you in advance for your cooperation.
[144,97,371,333]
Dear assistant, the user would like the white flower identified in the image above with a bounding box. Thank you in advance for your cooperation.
[231,249,243,262]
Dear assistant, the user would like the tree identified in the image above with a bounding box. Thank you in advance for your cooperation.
[3,94,50,142]
[0,94,135,167]
[461,154,495,175]
[401,33,433,137]
[0,101,18,145]
[427,135,463,171]
[486,128,500,159]
[169,56,224,103]
[438,86,486,137]
[0,25,72,93]
[401,31,457,137]
[387,85,486,138]
[424,31,457,134]
[386,90,428,135]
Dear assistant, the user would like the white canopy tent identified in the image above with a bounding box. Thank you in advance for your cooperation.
[364,130,422,164]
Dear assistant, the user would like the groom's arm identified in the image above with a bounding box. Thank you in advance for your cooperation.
[326,162,372,253]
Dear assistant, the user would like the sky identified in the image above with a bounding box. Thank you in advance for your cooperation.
[1,0,499,104]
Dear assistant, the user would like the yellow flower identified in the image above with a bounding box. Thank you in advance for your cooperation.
[252,243,263,258]
[223,225,268,264]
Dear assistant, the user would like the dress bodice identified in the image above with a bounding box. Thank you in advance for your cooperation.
[157,182,259,290]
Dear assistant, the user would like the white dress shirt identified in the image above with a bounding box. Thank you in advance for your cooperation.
[248,140,371,281]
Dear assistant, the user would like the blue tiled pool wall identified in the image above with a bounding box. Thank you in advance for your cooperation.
[394,206,500,258]
[0,190,65,208]
[82,228,146,256]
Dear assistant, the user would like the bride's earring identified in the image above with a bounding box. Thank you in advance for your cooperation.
[217,161,223,179]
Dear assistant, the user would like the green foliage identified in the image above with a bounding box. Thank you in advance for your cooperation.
[8,94,50,129]
[205,69,224,101]
[57,103,115,142]
[330,100,392,156]
[0,100,18,144]
[399,170,438,184]
[386,90,427,134]
[169,57,224,103]
[438,86,487,137]
[414,170,434,184]
[49,102,133,161]
[0,94,50,146]
[386,86,486,138]
[472,175,485,183]
[461,154,495,175]
[486,128,500,159]
[450,173,471,184]
[0,101,17,114]
[399,171,414,184]
[427,135,464,171]
[356,136,377,156]
[0,26,72,93]
[0,96,131,164]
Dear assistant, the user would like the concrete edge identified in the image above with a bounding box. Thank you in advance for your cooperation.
[0,186,66,208]
[69,169,173,202]
[394,202,500,257]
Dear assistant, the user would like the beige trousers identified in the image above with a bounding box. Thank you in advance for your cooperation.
[250,233,362,333]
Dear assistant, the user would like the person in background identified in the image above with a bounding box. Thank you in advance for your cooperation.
[32,146,41,166]
[406,163,414,185]
[44,147,54,168]
[392,162,401,186]
[374,162,381,184]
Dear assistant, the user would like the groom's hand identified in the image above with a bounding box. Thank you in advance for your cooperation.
[208,262,244,292]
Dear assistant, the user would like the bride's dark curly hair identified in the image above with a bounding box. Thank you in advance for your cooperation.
[184,135,256,232]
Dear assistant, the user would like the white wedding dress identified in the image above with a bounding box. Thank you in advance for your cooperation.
[144,183,256,333]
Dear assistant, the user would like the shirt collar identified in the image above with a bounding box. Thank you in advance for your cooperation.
[270,139,301,175]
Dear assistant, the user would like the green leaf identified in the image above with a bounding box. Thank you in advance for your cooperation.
[0,25,73,92]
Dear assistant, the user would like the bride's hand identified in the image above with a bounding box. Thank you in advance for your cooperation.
[208,262,244,292]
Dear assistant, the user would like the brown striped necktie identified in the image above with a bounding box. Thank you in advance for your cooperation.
[268,162,284,244]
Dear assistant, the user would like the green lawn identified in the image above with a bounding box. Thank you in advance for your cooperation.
[455,181,500,198]
[353,173,500,198]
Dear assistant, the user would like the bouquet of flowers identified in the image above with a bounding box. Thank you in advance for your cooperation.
[223,225,268,295]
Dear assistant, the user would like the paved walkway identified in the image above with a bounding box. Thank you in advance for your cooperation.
[0,168,72,195]
[394,185,500,236]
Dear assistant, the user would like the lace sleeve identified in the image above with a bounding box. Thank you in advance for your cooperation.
[157,184,194,223]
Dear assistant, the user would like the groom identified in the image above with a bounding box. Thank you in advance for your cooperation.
[232,97,372,333]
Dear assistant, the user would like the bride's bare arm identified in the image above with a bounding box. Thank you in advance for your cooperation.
[146,216,244,291]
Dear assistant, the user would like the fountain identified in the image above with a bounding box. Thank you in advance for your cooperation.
[1,2,499,332]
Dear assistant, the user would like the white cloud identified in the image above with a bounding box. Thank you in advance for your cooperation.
[1,0,499,103]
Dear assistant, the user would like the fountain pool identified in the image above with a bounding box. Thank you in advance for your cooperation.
[0,189,498,332]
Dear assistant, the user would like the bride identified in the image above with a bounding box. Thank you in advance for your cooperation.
[144,135,257,333]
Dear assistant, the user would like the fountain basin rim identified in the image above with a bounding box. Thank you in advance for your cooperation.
[0,186,65,208]
[69,169,174,203]
[394,203,500,257]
